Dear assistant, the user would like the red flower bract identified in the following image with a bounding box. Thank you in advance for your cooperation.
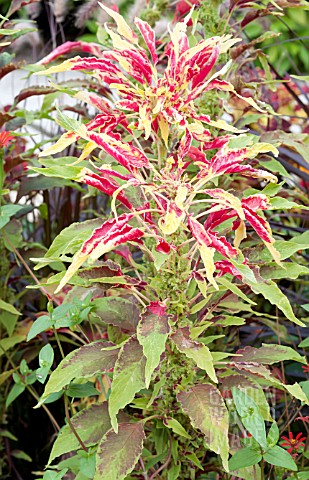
[280,432,306,454]
[0,131,14,147]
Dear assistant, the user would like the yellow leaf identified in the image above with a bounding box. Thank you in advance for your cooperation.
[99,3,138,44]
[175,185,188,209]
[234,220,246,248]
[199,244,218,290]
[158,116,169,147]
[55,252,88,293]
[37,58,76,75]
[158,208,184,235]
[39,131,78,157]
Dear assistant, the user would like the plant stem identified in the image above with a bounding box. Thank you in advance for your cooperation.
[64,394,88,452]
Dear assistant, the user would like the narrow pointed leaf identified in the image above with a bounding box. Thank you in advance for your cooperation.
[171,327,217,383]
[177,384,229,471]
[137,302,170,388]
[48,403,112,464]
[39,342,119,404]
[109,337,146,432]
[94,422,145,480]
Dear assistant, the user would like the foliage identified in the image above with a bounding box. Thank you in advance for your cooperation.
[0,0,308,478]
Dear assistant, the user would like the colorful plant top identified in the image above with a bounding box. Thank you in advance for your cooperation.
[37,5,282,298]
[33,6,309,478]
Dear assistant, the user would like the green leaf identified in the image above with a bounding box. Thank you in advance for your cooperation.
[56,107,87,136]
[232,344,306,365]
[137,306,169,388]
[6,383,25,408]
[285,383,309,404]
[33,219,102,269]
[258,231,309,262]
[48,402,112,465]
[66,382,98,397]
[233,388,267,449]
[109,337,146,433]
[229,446,262,471]
[0,204,24,229]
[43,469,68,480]
[260,262,309,280]
[185,452,203,469]
[177,384,229,471]
[94,422,145,480]
[171,327,217,383]
[38,342,119,404]
[263,445,297,471]
[0,335,25,357]
[27,315,52,341]
[267,423,279,447]
[167,462,181,480]
[93,297,140,333]
[36,343,54,383]
[164,417,191,439]
[0,299,21,316]
[146,377,165,408]
[217,277,256,305]
[11,450,32,462]
[268,197,309,210]
[248,280,304,326]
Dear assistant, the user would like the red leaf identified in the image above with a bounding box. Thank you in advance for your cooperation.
[39,42,102,64]
[88,132,150,172]
[81,171,133,210]
[135,17,158,64]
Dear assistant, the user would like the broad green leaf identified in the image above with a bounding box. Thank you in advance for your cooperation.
[6,383,25,408]
[285,383,309,403]
[33,219,102,269]
[0,311,19,336]
[0,369,15,386]
[38,342,119,404]
[43,469,68,480]
[233,344,306,365]
[93,297,140,333]
[167,462,181,480]
[261,262,309,280]
[0,299,20,316]
[137,305,169,387]
[177,384,229,471]
[66,382,98,397]
[11,450,32,462]
[109,337,146,432]
[233,388,267,449]
[263,445,297,471]
[48,403,112,464]
[171,327,217,383]
[269,197,309,210]
[36,344,54,384]
[185,452,203,469]
[217,277,256,305]
[146,377,165,408]
[27,315,52,341]
[258,231,309,262]
[248,280,304,326]
[0,335,25,357]
[94,422,145,480]
[0,204,24,229]
[229,446,262,471]
[299,338,309,348]
[267,422,279,447]
[164,417,191,439]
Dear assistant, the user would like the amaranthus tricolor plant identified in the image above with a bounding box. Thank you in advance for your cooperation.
[30,5,309,478]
